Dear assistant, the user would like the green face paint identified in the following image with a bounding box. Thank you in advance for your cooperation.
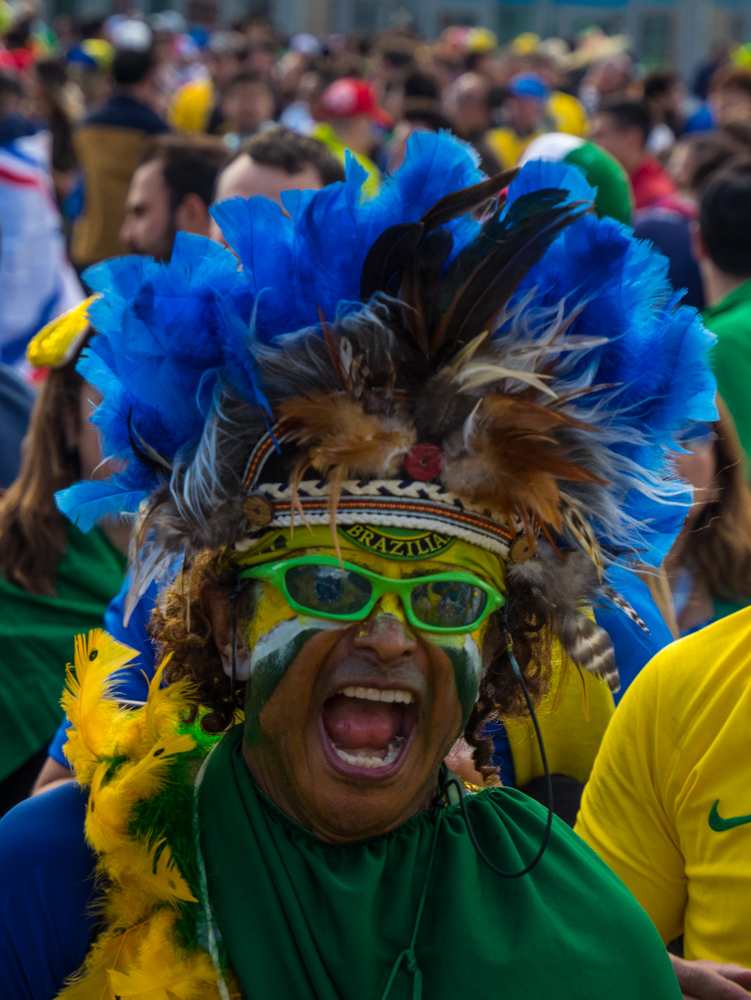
[431,632,483,727]
[243,618,329,746]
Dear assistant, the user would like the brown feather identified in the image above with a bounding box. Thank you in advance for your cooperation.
[419,168,519,232]
[556,611,619,692]
[442,396,605,531]
[399,229,453,357]
[279,393,415,478]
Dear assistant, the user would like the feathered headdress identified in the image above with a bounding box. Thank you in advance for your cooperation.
[58,133,716,690]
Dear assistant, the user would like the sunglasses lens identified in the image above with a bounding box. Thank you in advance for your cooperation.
[410,580,488,629]
[285,564,373,617]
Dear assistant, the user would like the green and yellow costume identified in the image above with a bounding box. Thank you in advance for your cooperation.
[60,631,678,1000]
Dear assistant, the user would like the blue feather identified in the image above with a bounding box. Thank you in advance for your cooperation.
[494,208,717,566]
[209,131,486,341]
[56,479,148,532]
[506,158,596,209]
[58,131,717,574]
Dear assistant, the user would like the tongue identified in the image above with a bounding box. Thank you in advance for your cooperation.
[322,694,403,751]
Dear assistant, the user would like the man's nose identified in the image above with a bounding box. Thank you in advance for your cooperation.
[352,604,417,662]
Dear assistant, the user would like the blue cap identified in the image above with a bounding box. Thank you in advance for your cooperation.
[508,73,549,100]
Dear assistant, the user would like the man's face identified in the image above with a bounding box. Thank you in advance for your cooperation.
[119,159,175,260]
[443,75,491,136]
[507,94,544,135]
[232,532,495,843]
[209,51,241,90]
[210,155,324,243]
[590,112,638,168]
[222,81,275,134]
[712,86,751,127]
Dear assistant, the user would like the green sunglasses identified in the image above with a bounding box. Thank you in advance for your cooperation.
[239,555,505,634]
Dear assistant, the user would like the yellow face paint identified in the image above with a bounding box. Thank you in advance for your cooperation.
[235,523,506,591]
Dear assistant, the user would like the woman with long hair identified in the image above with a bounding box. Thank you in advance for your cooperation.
[665,398,751,634]
[0,319,127,816]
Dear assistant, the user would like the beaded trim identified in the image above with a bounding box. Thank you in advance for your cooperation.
[237,480,515,557]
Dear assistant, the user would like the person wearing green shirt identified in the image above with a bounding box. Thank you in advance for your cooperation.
[0,136,708,999]
[0,307,127,816]
[697,162,751,469]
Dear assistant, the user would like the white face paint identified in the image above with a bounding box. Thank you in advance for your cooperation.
[247,615,343,675]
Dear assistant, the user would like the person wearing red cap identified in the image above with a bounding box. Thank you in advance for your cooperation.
[311,77,392,197]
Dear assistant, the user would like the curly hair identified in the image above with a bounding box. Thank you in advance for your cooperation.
[151,549,553,778]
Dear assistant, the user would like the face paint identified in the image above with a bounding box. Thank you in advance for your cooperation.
[431,624,487,726]
[242,582,344,746]
[238,540,497,743]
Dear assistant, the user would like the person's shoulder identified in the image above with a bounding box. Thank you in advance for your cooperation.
[83,96,167,135]
[476,786,629,883]
[0,783,97,1000]
[622,606,751,731]
[480,788,679,944]
[0,780,88,866]
[465,789,680,996]
[704,283,751,336]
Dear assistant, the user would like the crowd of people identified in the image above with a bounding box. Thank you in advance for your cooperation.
[1,6,751,1000]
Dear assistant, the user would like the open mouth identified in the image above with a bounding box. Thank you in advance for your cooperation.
[320,686,419,777]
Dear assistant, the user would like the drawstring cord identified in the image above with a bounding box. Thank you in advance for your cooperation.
[379,804,445,1000]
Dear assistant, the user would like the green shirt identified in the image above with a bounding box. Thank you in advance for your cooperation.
[703,279,751,467]
[199,725,681,999]
[0,523,126,781]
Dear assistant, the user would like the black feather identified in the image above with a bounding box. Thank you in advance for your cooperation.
[360,222,425,302]
[434,195,591,357]
[436,189,575,315]
[419,167,519,233]
[399,228,455,356]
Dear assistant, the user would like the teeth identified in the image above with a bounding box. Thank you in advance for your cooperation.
[333,736,404,769]
[340,686,413,704]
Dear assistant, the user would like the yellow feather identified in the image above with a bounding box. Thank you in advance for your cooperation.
[26,293,99,369]
[58,636,227,1000]
[105,839,197,910]
[117,658,196,761]
[150,840,198,904]
[107,910,222,1000]
[62,630,139,784]
[57,923,142,1000]
[85,734,195,854]
[101,877,153,929]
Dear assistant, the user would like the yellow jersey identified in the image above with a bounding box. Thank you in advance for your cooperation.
[576,606,751,965]
[487,92,588,168]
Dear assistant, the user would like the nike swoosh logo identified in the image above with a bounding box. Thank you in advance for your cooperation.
[709,800,751,832]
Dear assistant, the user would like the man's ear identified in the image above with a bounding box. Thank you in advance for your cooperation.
[175,192,212,238]
[691,220,708,263]
[200,581,234,672]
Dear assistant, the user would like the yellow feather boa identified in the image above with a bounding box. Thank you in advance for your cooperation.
[58,629,239,1000]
